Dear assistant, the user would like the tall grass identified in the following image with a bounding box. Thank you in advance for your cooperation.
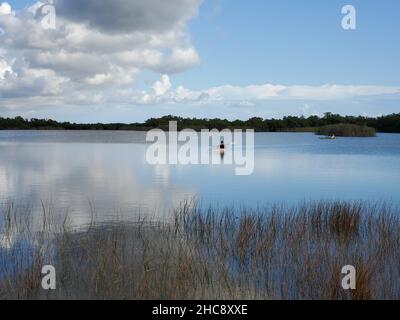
[316,124,376,137]
[0,201,399,300]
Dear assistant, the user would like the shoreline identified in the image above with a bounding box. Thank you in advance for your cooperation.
[1,113,400,134]
[1,129,399,136]
[1,128,399,134]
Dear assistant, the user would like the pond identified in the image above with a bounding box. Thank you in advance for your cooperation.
[0,130,399,225]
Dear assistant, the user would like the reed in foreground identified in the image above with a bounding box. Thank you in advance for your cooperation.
[0,201,399,300]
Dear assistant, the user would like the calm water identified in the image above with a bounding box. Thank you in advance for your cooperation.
[0,130,399,224]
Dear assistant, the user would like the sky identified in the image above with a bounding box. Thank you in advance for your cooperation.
[0,0,399,122]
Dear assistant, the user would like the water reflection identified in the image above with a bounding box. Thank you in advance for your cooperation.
[0,131,399,227]
[0,142,196,226]
[220,149,225,161]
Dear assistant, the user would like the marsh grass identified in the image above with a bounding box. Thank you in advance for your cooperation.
[0,201,399,300]
[316,124,377,137]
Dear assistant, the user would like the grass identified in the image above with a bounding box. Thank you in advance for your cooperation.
[316,124,377,137]
[0,201,399,300]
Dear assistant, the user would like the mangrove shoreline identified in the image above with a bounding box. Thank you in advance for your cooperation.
[1,113,400,133]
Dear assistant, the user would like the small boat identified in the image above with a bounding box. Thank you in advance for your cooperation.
[319,135,336,140]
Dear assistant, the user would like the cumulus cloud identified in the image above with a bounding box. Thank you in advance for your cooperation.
[0,0,399,115]
[0,55,13,80]
[0,66,66,99]
[0,2,12,15]
[55,0,202,33]
[153,75,172,96]
[0,0,201,104]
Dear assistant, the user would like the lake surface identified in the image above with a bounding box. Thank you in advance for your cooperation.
[0,130,399,225]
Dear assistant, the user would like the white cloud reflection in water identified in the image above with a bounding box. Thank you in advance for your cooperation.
[0,131,400,232]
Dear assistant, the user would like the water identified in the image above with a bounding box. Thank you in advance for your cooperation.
[0,130,399,224]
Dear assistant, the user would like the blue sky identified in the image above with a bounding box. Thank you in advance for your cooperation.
[0,0,399,122]
[183,0,400,87]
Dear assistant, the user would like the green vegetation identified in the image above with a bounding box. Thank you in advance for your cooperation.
[1,112,400,133]
[317,124,377,137]
[1,201,399,300]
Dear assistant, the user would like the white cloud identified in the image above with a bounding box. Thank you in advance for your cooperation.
[0,0,201,106]
[165,47,200,73]
[281,85,400,100]
[0,0,399,115]
[200,84,400,101]
[84,65,136,86]
[153,75,172,96]
[132,79,400,106]
[0,2,12,15]
[85,73,113,86]
[0,66,67,98]
[0,55,13,80]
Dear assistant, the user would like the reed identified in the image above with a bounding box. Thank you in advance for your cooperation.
[316,124,376,137]
[0,201,399,300]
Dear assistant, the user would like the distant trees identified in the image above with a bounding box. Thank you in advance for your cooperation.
[367,114,400,133]
[0,113,399,133]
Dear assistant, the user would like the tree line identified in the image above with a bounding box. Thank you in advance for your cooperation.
[0,112,399,133]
